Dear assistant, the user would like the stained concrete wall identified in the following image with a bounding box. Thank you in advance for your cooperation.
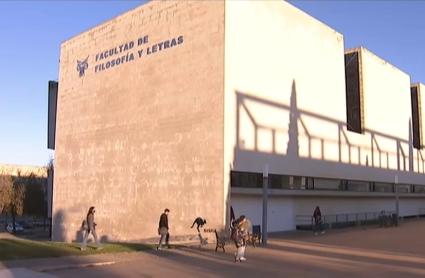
[53,1,225,242]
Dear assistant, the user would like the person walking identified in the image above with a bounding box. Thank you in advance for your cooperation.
[157,208,170,250]
[231,215,249,262]
[81,206,101,250]
[313,206,325,235]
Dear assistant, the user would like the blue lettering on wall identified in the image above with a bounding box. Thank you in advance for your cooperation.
[84,34,185,75]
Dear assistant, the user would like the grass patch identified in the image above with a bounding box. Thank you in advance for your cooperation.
[0,238,154,261]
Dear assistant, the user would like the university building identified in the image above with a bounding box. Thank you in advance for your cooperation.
[49,0,425,242]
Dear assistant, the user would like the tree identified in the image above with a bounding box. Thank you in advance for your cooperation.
[0,170,26,233]
[9,182,26,232]
[0,172,13,214]
[23,173,46,217]
[1,169,49,233]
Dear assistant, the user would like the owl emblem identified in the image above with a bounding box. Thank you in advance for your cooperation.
[77,56,89,77]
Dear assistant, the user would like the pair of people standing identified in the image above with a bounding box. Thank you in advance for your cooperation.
[80,206,170,251]
[157,211,209,249]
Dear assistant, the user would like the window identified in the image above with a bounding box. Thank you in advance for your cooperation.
[230,171,262,188]
[346,180,369,192]
[269,174,289,189]
[410,85,422,149]
[269,175,305,189]
[314,178,341,190]
[48,81,58,150]
[345,51,364,133]
[396,184,411,193]
[413,185,425,193]
[230,170,425,194]
[374,182,393,193]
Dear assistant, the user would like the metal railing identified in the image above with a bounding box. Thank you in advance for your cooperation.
[0,215,50,230]
[295,210,397,230]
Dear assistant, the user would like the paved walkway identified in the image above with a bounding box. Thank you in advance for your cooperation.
[0,268,56,278]
[2,220,425,277]
[0,252,133,271]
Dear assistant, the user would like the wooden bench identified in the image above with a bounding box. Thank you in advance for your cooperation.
[204,228,226,252]
[248,225,261,247]
[215,230,226,252]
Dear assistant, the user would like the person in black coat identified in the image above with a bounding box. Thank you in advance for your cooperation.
[190,217,207,233]
[157,208,170,250]
[313,206,325,235]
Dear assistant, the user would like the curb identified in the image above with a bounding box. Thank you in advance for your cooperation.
[38,261,117,272]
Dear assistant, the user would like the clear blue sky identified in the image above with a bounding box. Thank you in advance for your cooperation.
[0,0,145,167]
[0,1,424,167]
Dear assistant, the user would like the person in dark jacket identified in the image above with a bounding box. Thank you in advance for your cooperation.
[313,206,325,235]
[157,208,170,250]
[190,217,207,233]
[81,206,101,250]
[190,217,208,247]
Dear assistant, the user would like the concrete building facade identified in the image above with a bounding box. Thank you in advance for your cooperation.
[53,1,225,242]
[52,0,425,241]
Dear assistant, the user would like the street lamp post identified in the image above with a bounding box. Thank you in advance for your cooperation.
[262,164,269,246]
[395,175,399,226]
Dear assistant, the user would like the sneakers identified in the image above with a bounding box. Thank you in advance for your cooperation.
[321,231,326,234]
[80,247,86,251]
[234,253,247,262]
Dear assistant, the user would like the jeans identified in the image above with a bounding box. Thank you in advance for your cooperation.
[235,245,246,260]
[81,228,99,248]
[158,227,169,248]
[313,221,324,233]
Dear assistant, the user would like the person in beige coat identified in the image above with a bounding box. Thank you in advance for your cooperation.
[231,215,249,262]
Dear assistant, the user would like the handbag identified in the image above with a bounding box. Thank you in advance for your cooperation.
[81,220,88,231]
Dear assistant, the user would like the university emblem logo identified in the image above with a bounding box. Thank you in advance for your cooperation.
[77,56,89,77]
